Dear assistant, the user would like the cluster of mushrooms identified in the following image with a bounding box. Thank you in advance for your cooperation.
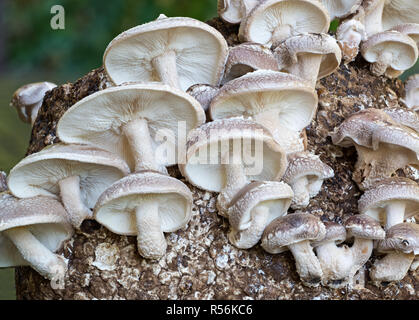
[1,0,418,292]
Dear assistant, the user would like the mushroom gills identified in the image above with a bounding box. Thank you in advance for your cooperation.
[3,226,67,289]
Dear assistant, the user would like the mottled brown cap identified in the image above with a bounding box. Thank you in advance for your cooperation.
[358,177,419,224]
[312,221,347,247]
[376,223,419,254]
[283,151,334,184]
[186,84,219,112]
[94,171,193,235]
[261,212,326,254]
[344,214,385,240]
[222,42,279,84]
[383,107,419,133]
[179,118,287,192]
[227,180,293,230]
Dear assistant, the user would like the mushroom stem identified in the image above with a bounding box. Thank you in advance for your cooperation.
[288,240,323,287]
[370,251,415,282]
[152,50,181,89]
[349,238,374,278]
[228,205,270,249]
[3,227,67,290]
[122,118,166,173]
[385,201,406,230]
[286,53,322,88]
[370,51,393,76]
[135,199,167,259]
[59,175,92,228]
[289,176,310,209]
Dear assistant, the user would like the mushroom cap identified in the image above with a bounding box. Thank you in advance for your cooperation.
[239,0,330,46]
[223,42,280,83]
[405,74,419,110]
[383,107,419,133]
[179,118,287,192]
[10,82,57,123]
[218,0,260,24]
[7,143,130,209]
[261,212,326,254]
[273,33,342,80]
[186,84,219,112]
[376,222,419,254]
[283,151,334,185]
[0,193,73,268]
[360,31,418,76]
[94,171,192,235]
[320,0,362,19]
[389,23,419,46]
[103,16,229,91]
[0,172,7,193]
[382,1,419,31]
[210,70,318,133]
[344,214,385,240]
[358,177,419,224]
[227,180,293,230]
[312,221,347,247]
[57,83,205,170]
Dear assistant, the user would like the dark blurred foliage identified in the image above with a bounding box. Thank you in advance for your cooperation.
[2,0,217,79]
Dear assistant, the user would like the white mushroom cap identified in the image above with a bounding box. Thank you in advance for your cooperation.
[360,31,418,78]
[10,82,57,126]
[218,0,260,24]
[103,16,229,91]
[0,193,73,289]
[390,23,419,47]
[210,70,318,154]
[405,74,419,111]
[7,143,130,227]
[222,42,280,84]
[320,0,362,20]
[358,177,419,230]
[179,118,287,193]
[94,171,193,259]
[273,33,342,87]
[239,0,330,47]
[227,180,293,249]
[57,83,205,172]
[283,151,334,209]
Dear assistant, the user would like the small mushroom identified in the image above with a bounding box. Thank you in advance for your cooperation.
[94,171,193,260]
[358,177,419,230]
[57,83,205,173]
[222,42,279,84]
[370,222,419,283]
[404,74,419,111]
[360,31,418,78]
[227,181,293,249]
[383,107,419,133]
[273,33,342,88]
[179,118,287,216]
[331,108,419,190]
[7,143,130,228]
[103,15,229,90]
[320,0,362,20]
[186,84,219,113]
[210,70,318,154]
[217,0,260,24]
[0,193,73,289]
[239,0,330,47]
[10,82,57,126]
[336,17,367,64]
[261,212,326,287]
[282,151,334,210]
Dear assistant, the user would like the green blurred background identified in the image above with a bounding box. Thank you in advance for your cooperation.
[0,0,418,300]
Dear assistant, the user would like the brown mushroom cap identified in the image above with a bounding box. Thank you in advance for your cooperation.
[179,118,287,192]
[0,194,73,268]
[186,84,219,112]
[344,214,386,240]
[103,16,229,90]
[383,107,419,133]
[376,222,419,254]
[358,177,419,225]
[239,0,330,47]
[222,42,279,84]
[261,212,326,254]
